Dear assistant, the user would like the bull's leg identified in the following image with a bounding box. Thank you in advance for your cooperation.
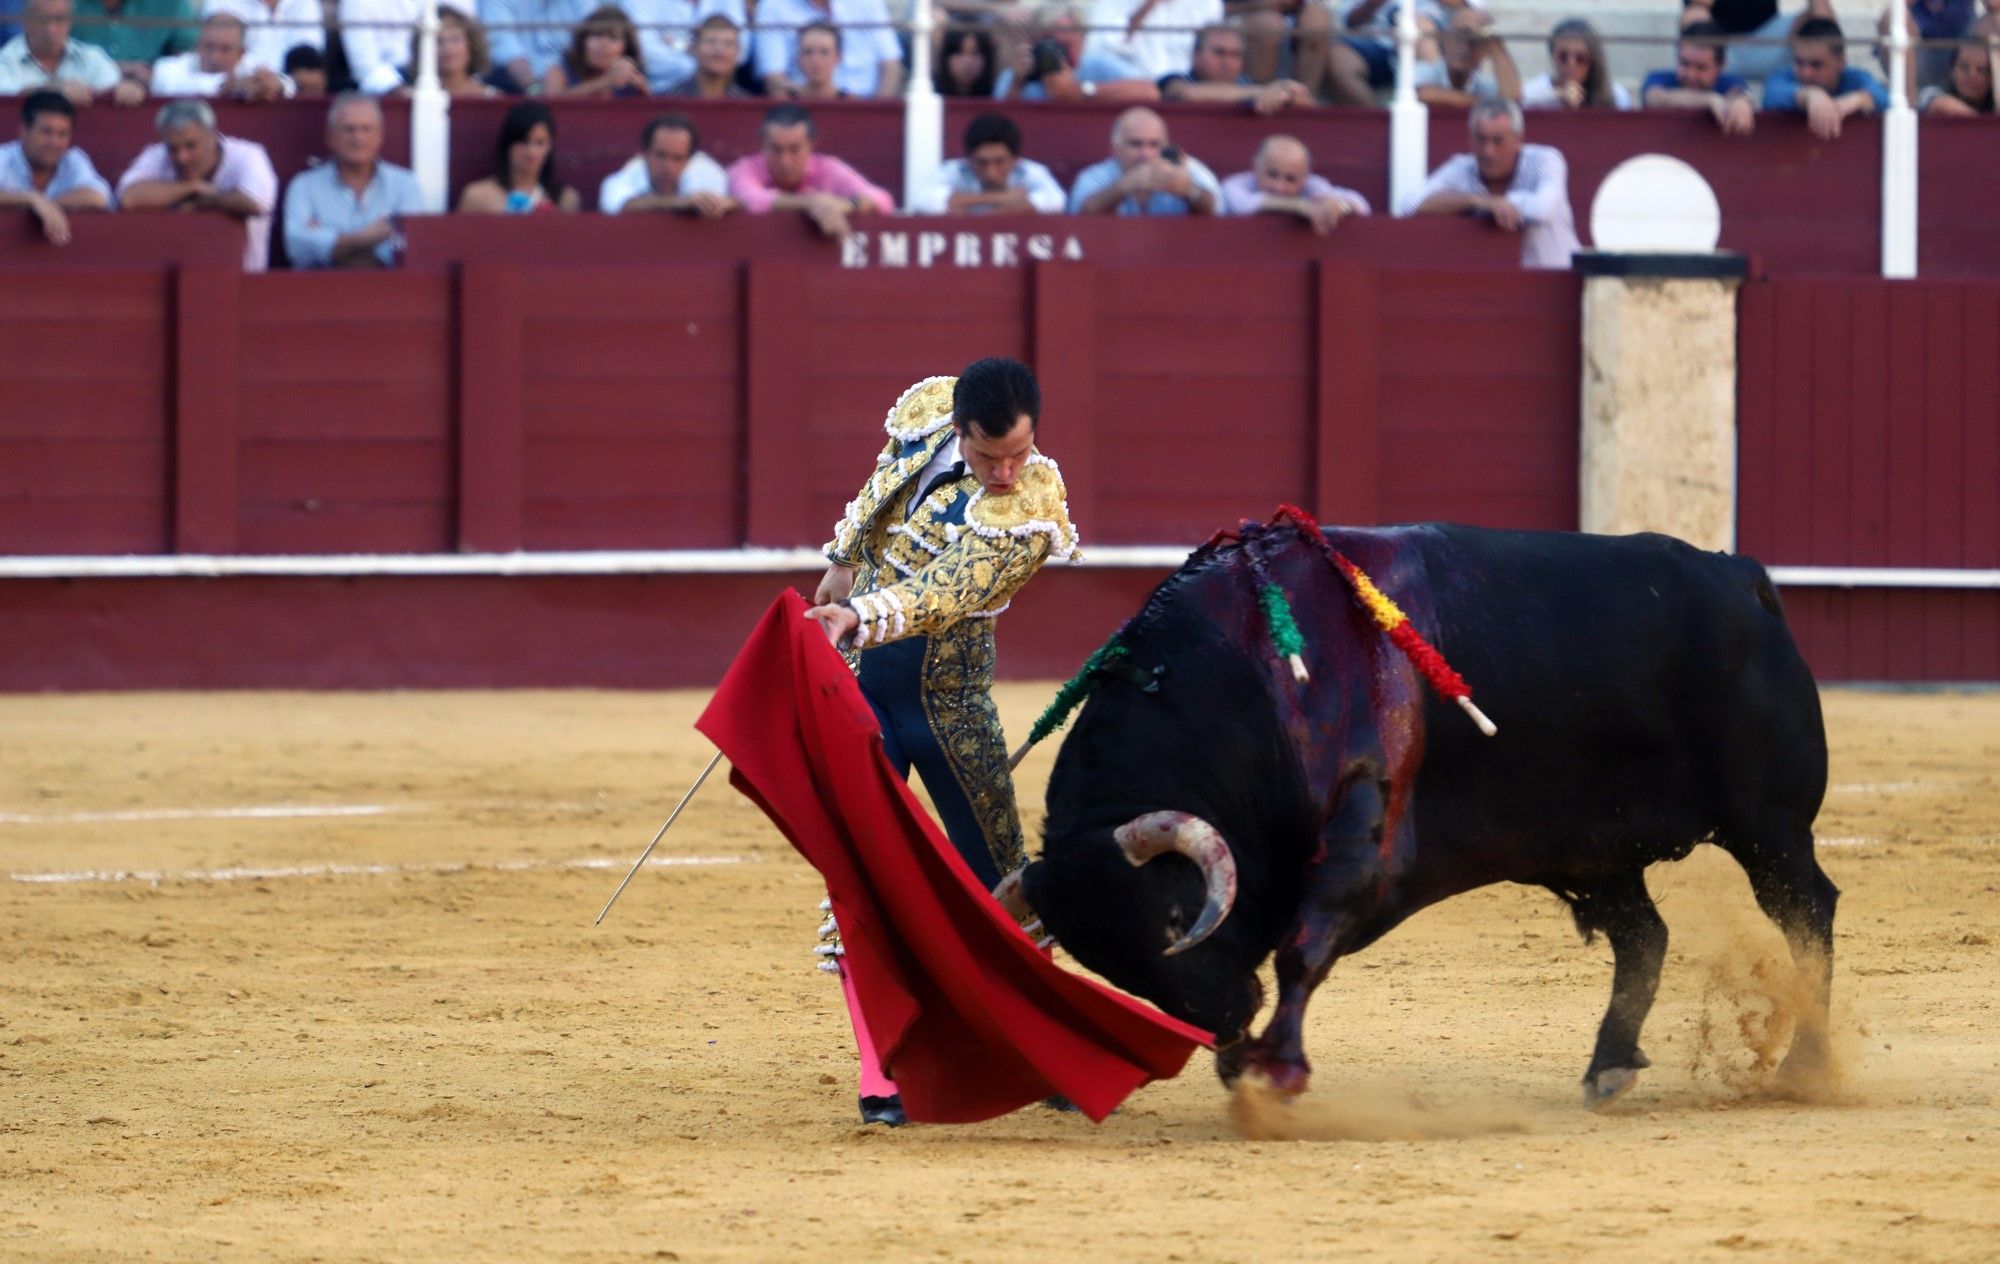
[1729,821,1840,1088]
[1571,871,1668,1107]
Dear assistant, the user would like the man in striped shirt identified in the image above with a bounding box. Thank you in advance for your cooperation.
[1401,98,1579,270]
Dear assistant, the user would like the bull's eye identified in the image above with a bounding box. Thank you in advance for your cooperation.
[1163,905,1187,948]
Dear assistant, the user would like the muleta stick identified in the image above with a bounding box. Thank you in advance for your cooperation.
[595,749,725,925]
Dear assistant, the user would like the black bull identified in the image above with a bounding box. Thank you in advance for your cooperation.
[1018,523,1835,1104]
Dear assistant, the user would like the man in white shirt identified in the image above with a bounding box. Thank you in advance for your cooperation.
[114,97,278,268]
[339,0,476,90]
[201,0,321,74]
[1083,0,1222,82]
[151,12,292,96]
[754,0,902,98]
[1401,97,1579,270]
[0,0,144,102]
[913,113,1065,216]
[598,113,734,214]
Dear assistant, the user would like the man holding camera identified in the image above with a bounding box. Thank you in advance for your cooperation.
[1066,106,1222,216]
[1410,4,1521,106]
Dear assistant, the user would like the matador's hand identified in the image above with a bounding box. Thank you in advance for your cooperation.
[804,602,859,648]
[814,563,857,606]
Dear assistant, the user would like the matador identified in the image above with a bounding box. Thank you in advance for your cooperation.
[803,356,1080,1126]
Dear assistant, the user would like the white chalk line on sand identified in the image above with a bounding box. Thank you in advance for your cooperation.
[8,854,752,885]
[0,804,401,825]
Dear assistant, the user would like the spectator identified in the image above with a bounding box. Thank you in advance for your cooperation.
[283,41,323,93]
[0,89,110,244]
[598,111,734,214]
[1084,0,1223,84]
[1220,133,1368,233]
[1402,98,1578,270]
[115,98,278,268]
[726,102,893,237]
[1919,37,1996,112]
[1679,0,1834,82]
[1522,18,1632,109]
[1882,0,1982,95]
[0,0,20,41]
[1765,16,1889,139]
[1067,106,1222,216]
[392,8,494,95]
[792,20,847,98]
[755,0,903,99]
[1225,0,1333,89]
[202,0,321,78]
[665,12,750,95]
[458,100,581,212]
[1411,4,1520,106]
[0,0,144,102]
[1160,21,1314,113]
[1327,0,1469,108]
[72,0,199,86]
[282,91,424,268]
[152,13,292,96]
[934,24,997,96]
[994,4,1160,101]
[545,4,648,95]
[624,0,748,94]
[483,0,592,92]
[341,0,477,92]
[1642,20,1755,133]
[913,112,1064,214]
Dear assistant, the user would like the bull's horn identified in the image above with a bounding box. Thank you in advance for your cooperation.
[1113,811,1238,956]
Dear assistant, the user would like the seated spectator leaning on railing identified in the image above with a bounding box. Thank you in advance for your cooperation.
[599,111,735,214]
[1920,37,1997,113]
[72,0,196,89]
[728,102,893,238]
[485,0,591,93]
[344,0,472,92]
[1221,133,1367,234]
[1068,105,1222,216]
[1159,21,1314,113]
[1522,17,1631,109]
[0,89,110,244]
[386,8,493,95]
[545,4,649,95]
[994,4,1160,101]
[0,0,144,103]
[1764,16,1888,140]
[458,99,580,212]
[283,92,424,267]
[153,13,292,97]
[205,0,324,80]
[626,0,749,94]
[913,112,1065,215]
[665,13,750,96]
[756,0,903,99]
[1403,97,1578,270]
[1678,0,1833,82]
[1411,4,1520,107]
[1642,19,1754,133]
[115,97,278,268]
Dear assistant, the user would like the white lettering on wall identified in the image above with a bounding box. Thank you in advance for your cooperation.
[993,233,1019,267]
[1027,234,1054,261]
[954,233,982,267]
[879,232,909,267]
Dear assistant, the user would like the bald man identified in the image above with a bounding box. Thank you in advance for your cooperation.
[1220,135,1370,234]
[1065,107,1222,216]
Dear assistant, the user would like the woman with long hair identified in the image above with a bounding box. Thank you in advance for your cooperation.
[1921,39,1998,114]
[545,5,649,97]
[401,9,497,97]
[1523,18,1632,109]
[934,26,998,97]
[457,100,582,213]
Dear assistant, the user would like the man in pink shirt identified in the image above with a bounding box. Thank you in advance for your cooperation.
[726,103,893,238]
[115,98,279,270]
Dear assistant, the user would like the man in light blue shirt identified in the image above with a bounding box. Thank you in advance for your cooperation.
[282,92,424,268]
[624,0,747,93]
[0,89,110,243]
[483,0,593,91]
[913,113,1065,215]
[1067,106,1221,217]
[754,0,901,98]
[1762,17,1890,140]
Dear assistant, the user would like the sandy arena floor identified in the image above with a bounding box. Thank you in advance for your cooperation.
[2,687,1997,1262]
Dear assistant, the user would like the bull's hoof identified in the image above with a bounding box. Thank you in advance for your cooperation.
[1213,1034,1251,1086]
[1251,1059,1312,1097]
[1581,1066,1642,1108]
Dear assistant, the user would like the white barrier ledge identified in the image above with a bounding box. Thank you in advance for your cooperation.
[1,554,1992,588]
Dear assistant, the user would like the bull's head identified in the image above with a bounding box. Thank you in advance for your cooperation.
[1112,811,1237,955]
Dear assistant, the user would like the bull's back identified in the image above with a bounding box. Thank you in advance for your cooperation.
[1358,525,1826,886]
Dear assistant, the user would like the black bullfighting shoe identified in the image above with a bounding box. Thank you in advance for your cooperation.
[859,1094,907,1127]
[1040,1095,1082,1113]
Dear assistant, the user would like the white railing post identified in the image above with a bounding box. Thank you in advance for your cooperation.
[1881,4,1918,278]
[901,0,943,212]
[1387,0,1428,215]
[411,0,450,212]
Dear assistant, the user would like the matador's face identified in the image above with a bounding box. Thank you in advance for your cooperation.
[958,413,1035,497]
